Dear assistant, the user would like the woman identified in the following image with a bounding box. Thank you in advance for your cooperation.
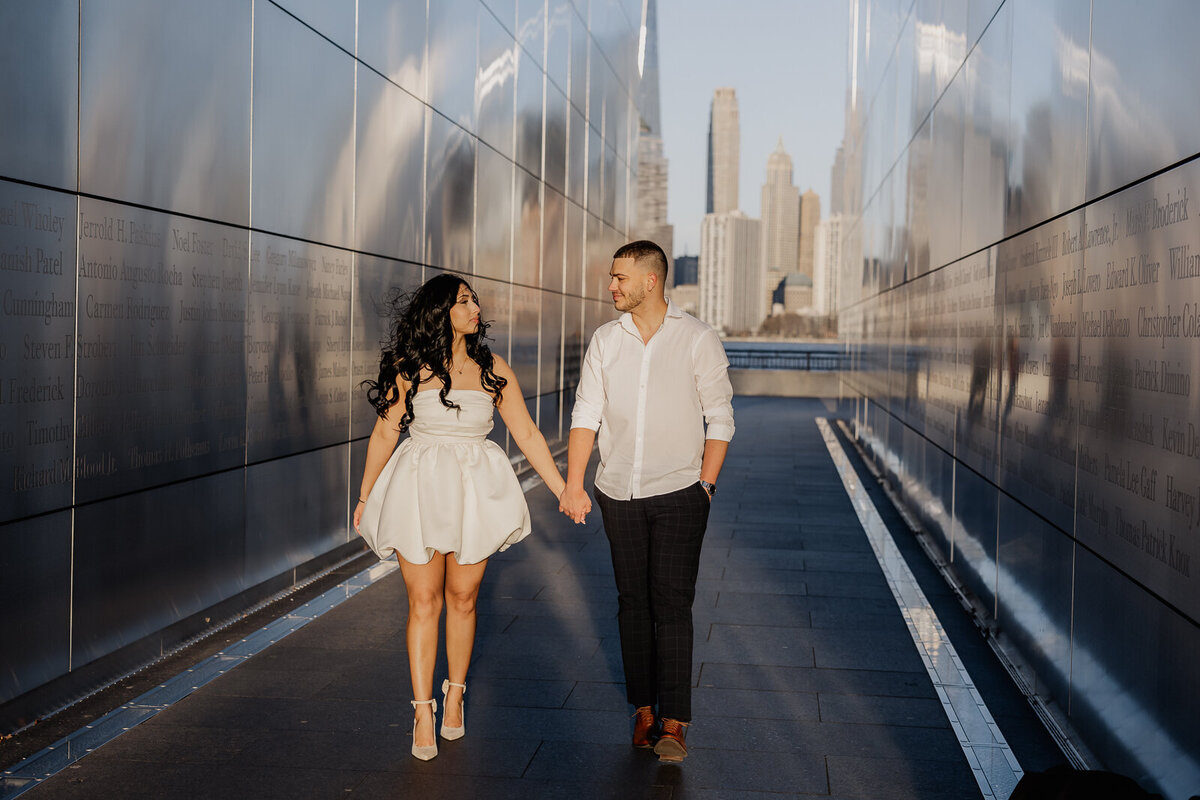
[353,273,587,760]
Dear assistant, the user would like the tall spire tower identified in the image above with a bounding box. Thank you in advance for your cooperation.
[761,138,800,313]
[706,88,739,214]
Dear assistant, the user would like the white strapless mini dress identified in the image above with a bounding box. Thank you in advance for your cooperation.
[358,389,531,565]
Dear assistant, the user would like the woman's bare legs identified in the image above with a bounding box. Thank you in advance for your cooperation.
[443,554,488,728]
[400,553,446,749]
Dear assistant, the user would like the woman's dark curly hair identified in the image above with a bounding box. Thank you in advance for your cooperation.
[363,273,507,430]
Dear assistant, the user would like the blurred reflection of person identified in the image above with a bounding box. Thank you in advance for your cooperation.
[354,274,583,761]
[1003,334,1020,422]
[967,339,992,425]
[558,240,735,764]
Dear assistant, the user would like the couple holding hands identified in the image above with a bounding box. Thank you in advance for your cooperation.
[354,240,734,763]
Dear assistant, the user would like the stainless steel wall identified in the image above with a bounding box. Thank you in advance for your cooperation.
[0,0,648,729]
[837,1,1200,796]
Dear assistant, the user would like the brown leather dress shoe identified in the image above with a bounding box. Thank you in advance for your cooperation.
[632,706,657,748]
[654,718,688,762]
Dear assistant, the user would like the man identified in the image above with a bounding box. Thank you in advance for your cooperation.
[559,240,734,763]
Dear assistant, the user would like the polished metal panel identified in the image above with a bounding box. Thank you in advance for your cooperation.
[565,200,585,297]
[471,274,512,452]
[252,1,354,246]
[967,0,1003,47]
[79,0,250,226]
[539,291,564,398]
[0,183,77,521]
[544,83,569,198]
[1087,0,1200,201]
[475,144,514,282]
[844,0,1200,793]
[562,295,584,392]
[959,1,1010,258]
[538,390,562,443]
[272,0,356,53]
[428,0,479,130]
[425,113,476,273]
[567,3,588,114]
[914,0,968,109]
[477,9,516,158]
[995,213,1082,534]
[482,0,517,33]
[513,169,542,287]
[1072,546,1200,796]
[927,73,964,271]
[472,274,512,367]
[358,0,427,100]
[516,49,545,178]
[952,459,1000,613]
[1005,0,1089,235]
[587,126,604,216]
[350,255,425,438]
[510,283,541,398]
[355,68,427,263]
[517,0,545,66]
[1074,166,1200,621]
[542,186,566,293]
[74,198,247,503]
[72,470,246,669]
[246,232,352,462]
[906,117,932,279]
[602,143,619,224]
[864,0,903,109]
[0,1,78,189]
[588,42,605,138]
[585,213,607,299]
[2,0,646,733]
[614,156,628,233]
[995,495,1074,705]
[246,446,350,582]
[952,250,1002,485]
[568,105,588,207]
[546,0,570,94]
[0,511,71,704]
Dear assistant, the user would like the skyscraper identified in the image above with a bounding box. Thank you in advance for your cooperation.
[798,188,821,280]
[705,88,739,214]
[813,214,843,318]
[700,210,762,334]
[760,138,800,315]
[633,126,673,259]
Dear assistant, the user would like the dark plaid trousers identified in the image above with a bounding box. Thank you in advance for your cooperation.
[595,482,711,722]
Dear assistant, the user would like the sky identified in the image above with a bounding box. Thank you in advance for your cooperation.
[655,0,850,258]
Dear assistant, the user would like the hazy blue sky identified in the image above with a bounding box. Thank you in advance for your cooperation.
[656,0,850,257]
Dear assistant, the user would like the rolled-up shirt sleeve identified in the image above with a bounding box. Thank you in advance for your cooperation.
[570,332,605,431]
[693,329,735,442]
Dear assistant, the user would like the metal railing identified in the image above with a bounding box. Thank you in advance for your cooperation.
[723,345,848,371]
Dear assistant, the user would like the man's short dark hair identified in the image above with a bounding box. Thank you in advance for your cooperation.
[613,240,669,284]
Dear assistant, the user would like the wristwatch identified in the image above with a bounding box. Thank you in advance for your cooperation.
[699,480,716,498]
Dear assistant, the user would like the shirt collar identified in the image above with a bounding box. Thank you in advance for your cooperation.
[618,298,681,338]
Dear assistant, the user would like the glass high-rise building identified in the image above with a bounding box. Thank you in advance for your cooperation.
[761,139,801,313]
[0,0,655,732]
[705,88,740,215]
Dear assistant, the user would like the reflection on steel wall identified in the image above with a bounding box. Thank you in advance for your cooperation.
[0,0,649,729]
[837,1,1200,796]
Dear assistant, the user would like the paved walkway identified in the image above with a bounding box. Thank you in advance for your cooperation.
[12,397,1065,799]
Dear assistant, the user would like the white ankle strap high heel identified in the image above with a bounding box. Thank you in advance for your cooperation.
[411,698,438,760]
[440,679,466,741]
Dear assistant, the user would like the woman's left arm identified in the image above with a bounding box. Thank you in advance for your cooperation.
[493,356,569,500]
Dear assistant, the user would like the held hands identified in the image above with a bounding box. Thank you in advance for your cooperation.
[558,485,592,524]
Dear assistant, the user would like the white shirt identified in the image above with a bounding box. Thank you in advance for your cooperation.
[571,298,735,500]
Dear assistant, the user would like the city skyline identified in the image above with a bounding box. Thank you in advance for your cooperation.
[658,0,848,257]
